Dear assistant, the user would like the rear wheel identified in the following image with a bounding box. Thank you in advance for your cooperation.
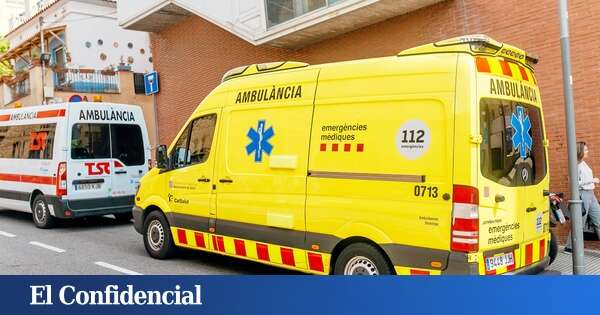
[114,212,133,223]
[32,195,56,229]
[334,243,393,275]
[549,230,558,265]
[143,211,177,259]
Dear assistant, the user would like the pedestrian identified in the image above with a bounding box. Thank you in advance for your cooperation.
[565,141,600,252]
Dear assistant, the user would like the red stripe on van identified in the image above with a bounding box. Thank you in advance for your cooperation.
[410,269,430,275]
[476,57,491,73]
[539,239,545,261]
[234,239,247,257]
[280,247,295,267]
[0,173,56,185]
[37,109,66,118]
[525,243,533,265]
[344,143,351,152]
[320,143,326,151]
[518,66,529,81]
[485,269,497,275]
[194,232,206,248]
[177,229,187,245]
[307,252,324,272]
[499,60,513,77]
[256,243,270,261]
[0,114,10,121]
[356,144,364,152]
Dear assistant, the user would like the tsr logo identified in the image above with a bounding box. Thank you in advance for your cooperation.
[85,162,111,175]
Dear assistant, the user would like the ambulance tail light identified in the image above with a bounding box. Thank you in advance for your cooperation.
[56,162,67,197]
[451,185,479,252]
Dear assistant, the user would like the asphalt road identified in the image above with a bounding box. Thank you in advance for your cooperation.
[0,209,298,275]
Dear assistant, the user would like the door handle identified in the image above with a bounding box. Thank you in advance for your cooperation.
[526,207,537,213]
[495,194,505,203]
[219,178,233,183]
[115,170,127,175]
[197,177,210,183]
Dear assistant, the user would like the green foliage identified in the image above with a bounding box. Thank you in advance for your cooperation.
[0,36,12,76]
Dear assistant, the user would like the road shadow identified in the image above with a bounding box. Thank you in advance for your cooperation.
[0,209,132,230]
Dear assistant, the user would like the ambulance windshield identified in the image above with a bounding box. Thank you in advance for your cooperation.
[479,99,546,186]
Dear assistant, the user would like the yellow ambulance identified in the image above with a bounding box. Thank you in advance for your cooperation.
[133,35,551,275]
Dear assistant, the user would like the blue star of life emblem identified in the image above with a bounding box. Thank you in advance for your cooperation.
[246,120,274,162]
[511,106,533,159]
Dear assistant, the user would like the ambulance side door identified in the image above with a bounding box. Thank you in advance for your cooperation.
[214,69,319,261]
[69,118,113,201]
[167,111,220,233]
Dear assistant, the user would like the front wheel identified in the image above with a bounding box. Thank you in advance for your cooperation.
[143,211,177,259]
[32,195,56,229]
[334,243,393,275]
[549,230,558,265]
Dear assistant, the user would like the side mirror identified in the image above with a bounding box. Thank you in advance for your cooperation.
[156,145,168,169]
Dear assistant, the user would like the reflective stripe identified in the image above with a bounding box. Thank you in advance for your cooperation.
[452,237,478,244]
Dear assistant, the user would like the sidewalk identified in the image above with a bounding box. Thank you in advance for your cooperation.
[542,247,600,275]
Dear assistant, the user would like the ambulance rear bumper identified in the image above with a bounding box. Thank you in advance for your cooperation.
[46,195,135,218]
[504,256,550,275]
[442,252,549,275]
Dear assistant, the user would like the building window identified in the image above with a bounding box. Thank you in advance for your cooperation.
[133,73,146,94]
[265,0,345,27]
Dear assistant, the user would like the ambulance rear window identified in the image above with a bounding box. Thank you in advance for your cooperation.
[71,123,145,165]
[71,124,110,159]
[479,99,547,186]
[111,124,144,166]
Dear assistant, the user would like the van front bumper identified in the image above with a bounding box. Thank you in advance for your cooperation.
[132,206,144,234]
[45,195,135,219]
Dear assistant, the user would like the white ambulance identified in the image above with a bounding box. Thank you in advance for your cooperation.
[0,103,151,228]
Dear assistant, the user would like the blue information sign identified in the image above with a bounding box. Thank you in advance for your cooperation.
[144,71,159,95]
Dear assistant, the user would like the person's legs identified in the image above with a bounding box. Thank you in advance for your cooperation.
[566,190,591,250]
[585,193,600,240]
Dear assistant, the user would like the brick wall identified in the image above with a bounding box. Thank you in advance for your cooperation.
[150,0,600,247]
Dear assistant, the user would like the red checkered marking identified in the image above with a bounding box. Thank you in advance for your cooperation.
[280,248,295,267]
[234,239,247,256]
[194,232,206,248]
[177,229,187,245]
[320,143,364,152]
[307,252,324,272]
[256,243,270,261]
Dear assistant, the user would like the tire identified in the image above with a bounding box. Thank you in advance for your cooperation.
[114,212,133,223]
[334,243,393,275]
[143,211,177,259]
[31,195,56,229]
[549,230,558,266]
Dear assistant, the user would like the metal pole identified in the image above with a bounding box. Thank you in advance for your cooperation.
[152,93,160,157]
[39,16,46,104]
[559,0,585,275]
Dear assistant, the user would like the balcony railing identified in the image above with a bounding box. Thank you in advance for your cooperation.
[53,68,120,94]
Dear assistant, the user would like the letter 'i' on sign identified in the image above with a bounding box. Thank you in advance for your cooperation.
[144,71,159,95]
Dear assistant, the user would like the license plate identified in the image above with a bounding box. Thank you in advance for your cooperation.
[485,252,514,271]
[74,183,102,191]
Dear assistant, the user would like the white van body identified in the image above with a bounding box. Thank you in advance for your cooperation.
[0,103,151,226]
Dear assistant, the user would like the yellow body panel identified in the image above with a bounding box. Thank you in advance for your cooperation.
[136,36,550,275]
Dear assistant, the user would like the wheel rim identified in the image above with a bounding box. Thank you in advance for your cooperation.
[147,219,165,252]
[344,256,379,275]
[34,201,47,224]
